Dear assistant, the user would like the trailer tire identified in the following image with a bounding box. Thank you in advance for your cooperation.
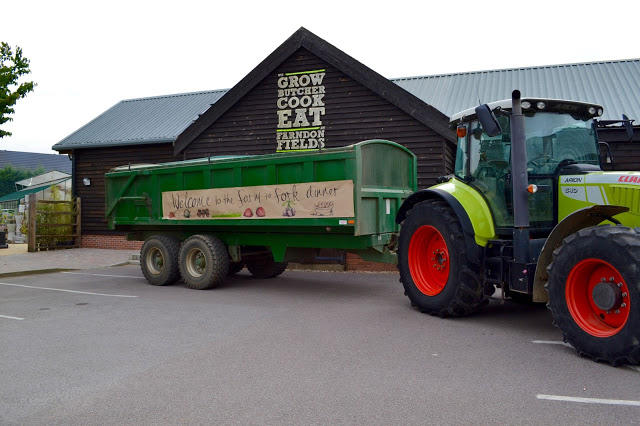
[227,261,245,276]
[140,235,181,286]
[246,254,288,279]
[547,225,640,366]
[179,235,229,290]
[397,199,485,317]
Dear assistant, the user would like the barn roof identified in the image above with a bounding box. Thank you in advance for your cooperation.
[52,47,640,152]
[0,150,71,174]
[392,59,640,121]
[52,90,227,152]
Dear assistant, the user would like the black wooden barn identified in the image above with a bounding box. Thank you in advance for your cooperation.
[52,28,640,250]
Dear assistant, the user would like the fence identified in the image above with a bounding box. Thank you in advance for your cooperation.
[27,193,81,252]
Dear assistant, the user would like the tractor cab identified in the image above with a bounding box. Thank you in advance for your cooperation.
[450,98,603,236]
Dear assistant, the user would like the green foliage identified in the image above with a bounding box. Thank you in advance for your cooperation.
[0,164,46,197]
[36,185,75,248]
[19,214,28,235]
[1,42,36,138]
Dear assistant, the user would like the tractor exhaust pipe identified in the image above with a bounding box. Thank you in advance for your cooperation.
[510,90,531,264]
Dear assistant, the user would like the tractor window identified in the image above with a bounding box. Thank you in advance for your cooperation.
[454,111,599,232]
[524,113,600,175]
[454,117,511,181]
[454,117,513,228]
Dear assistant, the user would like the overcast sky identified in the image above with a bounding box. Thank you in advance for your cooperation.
[1,0,637,154]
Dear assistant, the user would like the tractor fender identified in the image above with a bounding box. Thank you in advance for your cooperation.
[532,204,629,303]
[396,188,481,264]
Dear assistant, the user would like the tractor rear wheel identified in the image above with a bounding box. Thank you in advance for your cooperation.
[547,225,640,365]
[140,235,181,286]
[397,199,485,317]
[179,235,229,290]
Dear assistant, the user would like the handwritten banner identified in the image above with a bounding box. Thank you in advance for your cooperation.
[162,180,354,220]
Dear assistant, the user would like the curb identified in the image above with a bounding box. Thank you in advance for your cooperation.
[0,268,77,279]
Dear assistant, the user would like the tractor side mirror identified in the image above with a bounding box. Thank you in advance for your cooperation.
[475,104,502,137]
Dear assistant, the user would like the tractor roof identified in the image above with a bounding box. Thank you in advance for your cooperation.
[450,98,604,126]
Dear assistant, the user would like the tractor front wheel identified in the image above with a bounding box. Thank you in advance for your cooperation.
[397,199,485,317]
[547,225,640,365]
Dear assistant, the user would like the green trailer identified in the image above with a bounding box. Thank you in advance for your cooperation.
[105,140,416,289]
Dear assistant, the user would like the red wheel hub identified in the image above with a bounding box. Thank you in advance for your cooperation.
[566,258,630,337]
[408,225,449,296]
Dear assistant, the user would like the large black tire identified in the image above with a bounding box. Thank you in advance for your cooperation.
[397,199,485,317]
[547,225,640,365]
[179,235,229,290]
[227,261,246,276]
[246,254,288,279]
[140,235,181,286]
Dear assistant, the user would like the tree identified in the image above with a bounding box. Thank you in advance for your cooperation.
[0,42,36,138]
[0,164,45,197]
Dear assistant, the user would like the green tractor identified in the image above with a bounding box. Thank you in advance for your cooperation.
[396,90,639,365]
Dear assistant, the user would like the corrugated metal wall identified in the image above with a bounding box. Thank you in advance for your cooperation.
[392,60,640,122]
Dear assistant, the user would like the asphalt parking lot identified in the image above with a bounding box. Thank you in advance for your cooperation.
[1,266,639,425]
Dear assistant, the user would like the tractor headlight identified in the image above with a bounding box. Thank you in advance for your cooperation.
[588,107,596,115]
[536,102,546,110]
[521,101,531,109]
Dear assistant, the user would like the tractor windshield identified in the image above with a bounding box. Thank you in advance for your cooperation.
[454,112,600,232]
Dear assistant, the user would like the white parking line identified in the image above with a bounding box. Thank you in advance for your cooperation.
[0,314,24,321]
[537,394,640,407]
[0,282,138,298]
[61,272,145,279]
[532,340,572,347]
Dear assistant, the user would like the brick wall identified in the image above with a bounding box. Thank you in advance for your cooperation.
[81,234,143,251]
[345,253,398,272]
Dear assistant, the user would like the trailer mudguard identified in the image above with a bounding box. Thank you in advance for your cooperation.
[532,204,629,303]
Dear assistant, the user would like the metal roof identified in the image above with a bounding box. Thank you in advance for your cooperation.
[0,150,71,174]
[0,177,70,203]
[52,59,639,152]
[52,89,228,150]
[392,59,640,122]
[15,171,71,189]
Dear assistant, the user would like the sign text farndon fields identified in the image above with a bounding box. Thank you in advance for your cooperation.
[276,69,326,152]
[162,180,354,220]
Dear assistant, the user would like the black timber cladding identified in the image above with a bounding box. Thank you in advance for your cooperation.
[74,144,176,234]
[174,27,453,152]
[183,47,451,188]
[598,127,640,171]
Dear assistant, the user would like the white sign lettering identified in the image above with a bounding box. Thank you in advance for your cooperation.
[276,69,326,152]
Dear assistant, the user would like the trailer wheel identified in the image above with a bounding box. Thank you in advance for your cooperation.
[179,235,229,290]
[140,235,181,286]
[246,254,288,279]
[397,199,485,317]
[227,261,245,276]
[547,225,640,365]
